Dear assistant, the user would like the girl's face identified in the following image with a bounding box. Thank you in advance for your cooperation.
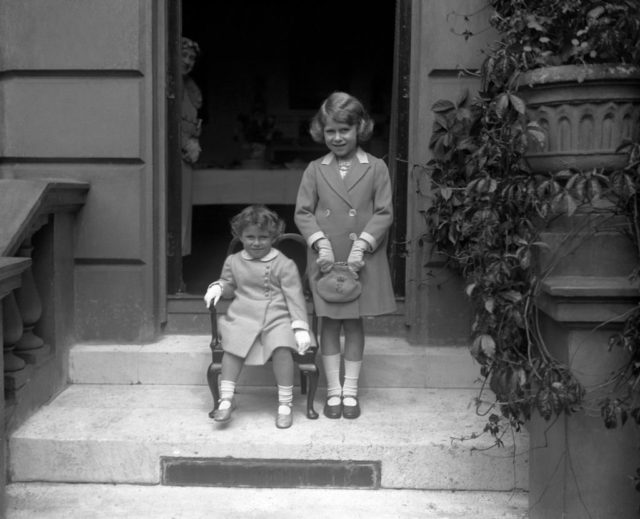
[240,225,274,260]
[323,117,358,159]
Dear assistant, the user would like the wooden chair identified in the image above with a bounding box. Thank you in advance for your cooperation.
[206,233,320,419]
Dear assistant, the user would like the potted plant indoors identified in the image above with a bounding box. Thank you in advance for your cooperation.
[424,1,640,517]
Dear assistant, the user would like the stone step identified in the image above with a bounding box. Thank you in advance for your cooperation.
[6,483,529,519]
[69,335,481,389]
[9,384,529,491]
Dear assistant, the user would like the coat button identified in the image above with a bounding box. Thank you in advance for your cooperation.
[349,233,357,241]
[348,209,357,216]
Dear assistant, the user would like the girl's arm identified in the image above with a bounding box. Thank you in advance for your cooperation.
[278,258,310,332]
[207,255,237,299]
[359,160,394,252]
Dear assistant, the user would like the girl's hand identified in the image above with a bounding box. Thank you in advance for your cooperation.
[315,238,335,273]
[347,239,368,272]
[294,330,311,354]
[204,284,222,308]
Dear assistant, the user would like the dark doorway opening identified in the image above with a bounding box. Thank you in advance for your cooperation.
[174,1,403,296]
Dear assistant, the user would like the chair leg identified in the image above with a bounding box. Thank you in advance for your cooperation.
[206,362,221,418]
[303,367,319,419]
[300,367,308,395]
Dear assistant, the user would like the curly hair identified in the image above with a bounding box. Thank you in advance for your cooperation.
[230,205,285,239]
[309,91,374,144]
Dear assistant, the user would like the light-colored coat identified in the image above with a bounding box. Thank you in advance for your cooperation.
[216,249,310,365]
[295,150,396,319]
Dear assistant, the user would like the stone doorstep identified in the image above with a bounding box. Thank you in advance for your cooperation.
[5,483,530,519]
[8,385,529,491]
[69,335,482,389]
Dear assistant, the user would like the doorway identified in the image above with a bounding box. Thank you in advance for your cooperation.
[170,1,405,296]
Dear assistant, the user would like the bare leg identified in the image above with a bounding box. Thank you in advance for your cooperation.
[320,317,342,356]
[221,351,244,383]
[272,347,294,386]
[343,318,364,361]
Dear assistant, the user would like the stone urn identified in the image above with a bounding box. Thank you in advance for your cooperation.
[517,64,640,519]
[517,64,640,174]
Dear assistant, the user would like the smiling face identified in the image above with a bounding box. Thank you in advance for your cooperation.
[181,48,197,76]
[240,224,274,260]
[323,117,358,160]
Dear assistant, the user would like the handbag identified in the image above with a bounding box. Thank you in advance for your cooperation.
[316,263,362,303]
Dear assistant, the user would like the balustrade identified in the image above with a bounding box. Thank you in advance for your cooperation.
[0,179,88,415]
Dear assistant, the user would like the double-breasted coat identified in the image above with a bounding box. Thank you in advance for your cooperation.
[295,149,396,319]
[215,249,311,365]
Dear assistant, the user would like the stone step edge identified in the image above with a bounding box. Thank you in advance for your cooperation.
[5,483,529,519]
[69,335,482,389]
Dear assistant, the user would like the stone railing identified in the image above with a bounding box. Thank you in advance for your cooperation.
[0,179,89,426]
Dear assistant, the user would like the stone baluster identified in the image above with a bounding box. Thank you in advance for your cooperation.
[13,239,47,363]
[3,291,27,396]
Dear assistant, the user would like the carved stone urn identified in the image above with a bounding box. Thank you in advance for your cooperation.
[518,64,640,174]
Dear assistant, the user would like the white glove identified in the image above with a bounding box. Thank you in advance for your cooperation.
[315,238,335,273]
[294,329,311,354]
[204,284,222,308]
[347,239,369,273]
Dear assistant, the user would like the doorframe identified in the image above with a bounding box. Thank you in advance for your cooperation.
[388,0,411,298]
[166,0,183,295]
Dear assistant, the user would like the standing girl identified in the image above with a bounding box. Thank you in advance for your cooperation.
[204,205,312,429]
[295,92,396,419]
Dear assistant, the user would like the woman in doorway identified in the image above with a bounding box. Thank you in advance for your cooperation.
[180,36,203,262]
[295,91,396,420]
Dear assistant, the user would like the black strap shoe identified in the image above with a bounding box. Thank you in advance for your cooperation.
[323,397,342,419]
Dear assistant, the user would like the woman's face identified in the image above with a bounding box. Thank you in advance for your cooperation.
[240,225,274,260]
[323,117,358,159]
[181,48,197,76]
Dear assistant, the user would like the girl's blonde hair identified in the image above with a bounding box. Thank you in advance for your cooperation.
[309,91,374,144]
[230,205,285,239]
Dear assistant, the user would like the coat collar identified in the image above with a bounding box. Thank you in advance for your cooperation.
[240,248,279,262]
[319,148,370,206]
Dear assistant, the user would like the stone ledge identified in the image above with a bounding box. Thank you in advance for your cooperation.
[537,275,639,324]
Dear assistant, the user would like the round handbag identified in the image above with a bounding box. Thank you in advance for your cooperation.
[316,263,362,303]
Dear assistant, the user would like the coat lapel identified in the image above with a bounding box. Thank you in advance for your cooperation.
[343,148,370,193]
[319,153,351,206]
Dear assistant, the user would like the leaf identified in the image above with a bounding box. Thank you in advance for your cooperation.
[502,290,523,303]
[508,94,526,114]
[480,334,496,357]
[527,124,546,148]
[496,93,509,117]
[587,6,605,19]
[465,283,476,297]
[440,186,453,200]
[484,298,495,314]
[432,99,455,113]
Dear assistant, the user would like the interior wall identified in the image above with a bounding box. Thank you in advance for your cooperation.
[182,0,395,168]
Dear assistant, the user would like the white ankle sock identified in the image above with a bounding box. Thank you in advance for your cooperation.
[322,353,342,405]
[342,359,362,406]
[219,380,236,409]
[278,385,293,415]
